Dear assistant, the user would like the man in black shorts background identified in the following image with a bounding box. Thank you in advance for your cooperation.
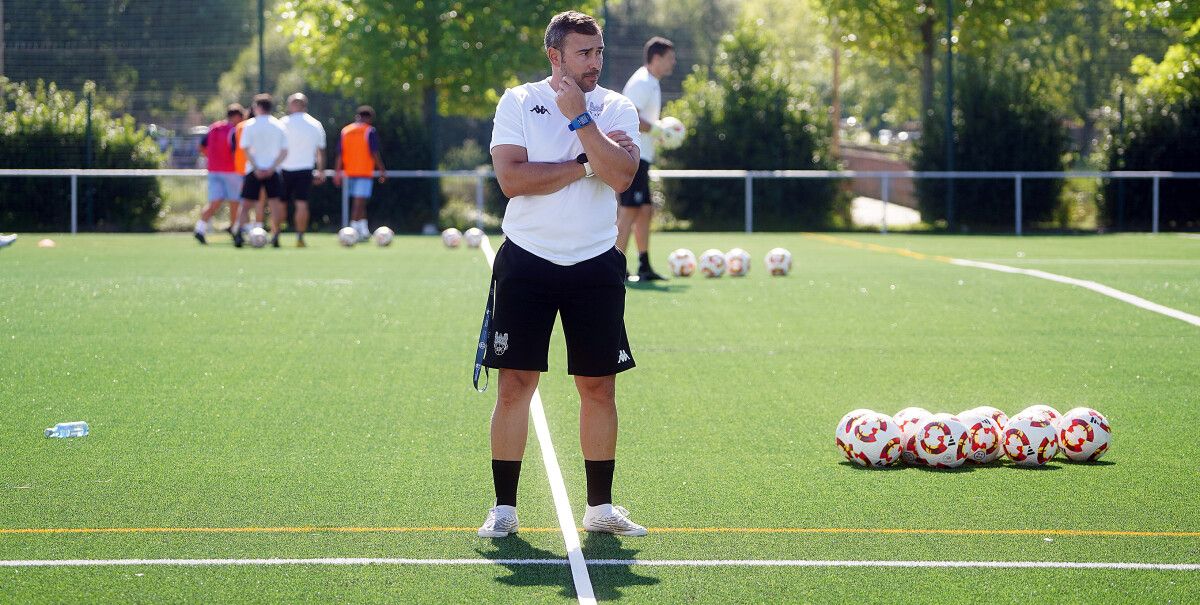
[234,93,288,248]
[279,93,326,247]
[618,37,676,281]
[478,11,647,538]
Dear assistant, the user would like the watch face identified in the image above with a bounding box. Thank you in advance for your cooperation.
[577,153,588,164]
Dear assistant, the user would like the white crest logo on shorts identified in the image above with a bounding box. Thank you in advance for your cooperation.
[494,332,509,356]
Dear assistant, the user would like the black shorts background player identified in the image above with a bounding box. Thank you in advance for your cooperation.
[477,11,648,539]
[617,36,676,281]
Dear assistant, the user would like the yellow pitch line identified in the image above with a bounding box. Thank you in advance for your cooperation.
[801,233,955,264]
[2,526,1198,538]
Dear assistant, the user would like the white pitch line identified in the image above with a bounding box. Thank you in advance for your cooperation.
[2,558,1198,571]
[949,258,1200,328]
[479,236,597,605]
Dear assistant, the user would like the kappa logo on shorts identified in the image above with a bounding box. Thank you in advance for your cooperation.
[617,349,630,364]
[530,105,550,115]
[494,332,510,355]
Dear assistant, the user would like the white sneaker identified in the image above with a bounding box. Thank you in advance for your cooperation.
[478,505,519,538]
[582,504,647,537]
[0,234,16,248]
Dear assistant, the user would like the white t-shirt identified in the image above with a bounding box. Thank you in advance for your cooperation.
[622,66,661,163]
[490,78,641,265]
[239,115,288,174]
[279,112,326,171]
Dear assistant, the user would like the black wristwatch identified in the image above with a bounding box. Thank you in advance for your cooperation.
[576,153,594,178]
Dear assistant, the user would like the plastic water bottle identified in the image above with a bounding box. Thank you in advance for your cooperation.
[45,421,89,438]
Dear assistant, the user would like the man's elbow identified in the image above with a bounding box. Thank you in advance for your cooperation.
[496,175,519,199]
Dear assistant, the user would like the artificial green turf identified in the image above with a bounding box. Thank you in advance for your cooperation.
[2,232,1198,603]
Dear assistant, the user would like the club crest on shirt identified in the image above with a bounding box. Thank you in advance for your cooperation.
[494,332,509,355]
[587,101,605,114]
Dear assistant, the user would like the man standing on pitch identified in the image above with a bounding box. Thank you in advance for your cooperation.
[234,94,288,248]
[194,103,245,244]
[333,106,385,241]
[618,37,675,281]
[478,10,647,538]
[279,93,326,248]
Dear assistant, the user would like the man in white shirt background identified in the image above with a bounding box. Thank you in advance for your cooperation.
[477,10,649,539]
[234,94,288,248]
[279,93,326,248]
[618,37,676,281]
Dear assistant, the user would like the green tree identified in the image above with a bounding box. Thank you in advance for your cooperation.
[661,22,842,230]
[278,0,600,167]
[0,80,165,231]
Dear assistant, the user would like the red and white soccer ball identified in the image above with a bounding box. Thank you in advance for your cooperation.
[764,247,793,276]
[698,249,726,278]
[441,228,462,248]
[1058,407,1111,462]
[657,116,687,150]
[913,413,970,468]
[835,411,903,468]
[463,227,485,248]
[725,248,751,277]
[835,408,872,450]
[1003,414,1059,466]
[1019,404,1062,430]
[373,226,394,247]
[667,248,697,277]
[894,407,932,465]
[958,409,1003,464]
[966,405,1009,433]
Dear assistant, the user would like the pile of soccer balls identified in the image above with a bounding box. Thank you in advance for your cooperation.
[441,227,484,249]
[835,404,1111,469]
[667,247,793,278]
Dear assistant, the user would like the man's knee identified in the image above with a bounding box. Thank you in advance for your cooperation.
[576,375,615,405]
[497,369,539,407]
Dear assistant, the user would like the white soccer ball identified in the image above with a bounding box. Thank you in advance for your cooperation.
[248,227,269,248]
[841,412,903,468]
[958,410,1003,464]
[657,116,686,150]
[667,248,697,277]
[834,408,872,461]
[894,407,932,465]
[1058,407,1111,462]
[967,405,1009,433]
[913,414,970,469]
[441,228,463,248]
[373,226,394,247]
[764,247,793,276]
[1018,404,1062,428]
[464,227,485,248]
[1003,414,1059,466]
[338,226,358,247]
[698,248,726,278]
[724,248,751,277]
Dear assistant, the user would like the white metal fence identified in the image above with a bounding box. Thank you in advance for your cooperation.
[1,168,1197,235]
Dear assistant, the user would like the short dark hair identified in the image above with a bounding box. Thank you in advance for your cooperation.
[644,37,674,65]
[356,105,375,119]
[252,93,273,112]
[544,11,601,52]
[226,103,245,118]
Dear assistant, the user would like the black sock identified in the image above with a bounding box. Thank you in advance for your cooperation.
[584,459,615,507]
[638,252,650,272]
[491,460,521,507]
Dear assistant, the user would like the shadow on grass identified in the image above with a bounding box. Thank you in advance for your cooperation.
[477,534,574,599]
[625,279,690,293]
[581,533,661,601]
[836,460,906,472]
[1060,459,1116,467]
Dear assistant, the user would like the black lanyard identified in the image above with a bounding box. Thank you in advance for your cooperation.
[472,279,495,392]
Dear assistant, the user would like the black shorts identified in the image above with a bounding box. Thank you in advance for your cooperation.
[618,160,652,207]
[281,170,313,203]
[481,241,636,377]
[241,172,284,200]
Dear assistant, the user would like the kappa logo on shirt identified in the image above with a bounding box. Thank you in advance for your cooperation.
[530,105,550,115]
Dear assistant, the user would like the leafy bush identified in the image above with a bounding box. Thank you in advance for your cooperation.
[660,23,842,231]
[0,80,165,231]
[915,59,1067,230]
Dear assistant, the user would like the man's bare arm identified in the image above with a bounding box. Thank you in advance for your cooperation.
[491,144,583,198]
